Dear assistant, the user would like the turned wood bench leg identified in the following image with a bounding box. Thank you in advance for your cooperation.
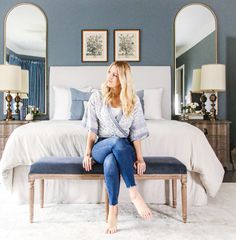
[172,179,177,208]
[29,178,35,223]
[105,188,109,223]
[181,175,187,223]
[40,179,44,208]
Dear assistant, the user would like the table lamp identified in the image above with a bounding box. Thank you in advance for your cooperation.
[0,65,21,120]
[201,64,226,120]
[15,69,29,113]
[20,69,29,97]
[192,69,207,115]
[192,69,201,92]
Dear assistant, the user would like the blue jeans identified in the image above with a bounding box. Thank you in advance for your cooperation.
[92,137,136,205]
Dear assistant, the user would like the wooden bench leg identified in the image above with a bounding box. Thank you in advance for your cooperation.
[29,178,35,223]
[40,179,44,208]
[105,188,109,223]
[181,175,187,223]
[172,179,177,208]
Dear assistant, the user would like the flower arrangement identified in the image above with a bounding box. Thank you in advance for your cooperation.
[32,108,41,117]
[181,102,199,113]
[28,105,41,117]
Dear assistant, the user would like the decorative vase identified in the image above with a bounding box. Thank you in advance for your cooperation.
[25,113,34,121]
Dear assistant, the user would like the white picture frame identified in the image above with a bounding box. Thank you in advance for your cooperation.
[114,29,140,61]
[82,29,108,62]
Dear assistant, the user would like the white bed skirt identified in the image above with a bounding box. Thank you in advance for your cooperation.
[11,166,207,206]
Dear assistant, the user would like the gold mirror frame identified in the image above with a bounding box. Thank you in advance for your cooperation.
[3,3,48,115]
[173,3,218,116]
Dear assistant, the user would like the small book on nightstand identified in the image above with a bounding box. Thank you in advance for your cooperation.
[187,113,204,120]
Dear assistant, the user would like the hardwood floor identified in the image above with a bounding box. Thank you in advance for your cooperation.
[223,170,236,182]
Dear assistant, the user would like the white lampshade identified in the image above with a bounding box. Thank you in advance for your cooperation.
[19,93,28,99]
[201,64,226,92]
[192,69,201,92]
[0,65,21,92]
[21,69,29,94]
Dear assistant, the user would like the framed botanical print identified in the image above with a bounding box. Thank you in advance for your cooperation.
[81,29,108,62]
[114,29,140,61]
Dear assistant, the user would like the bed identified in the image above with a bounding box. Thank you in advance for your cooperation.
[0,66,224,206]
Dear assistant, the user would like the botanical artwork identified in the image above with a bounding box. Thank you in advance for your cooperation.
[114,30,140,61]
[82,30,108,62]
[118,33,135,56]
[86,35,103,56]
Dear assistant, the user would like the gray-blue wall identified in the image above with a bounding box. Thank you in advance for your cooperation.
[0,0,236,148]
[176,32,215,99]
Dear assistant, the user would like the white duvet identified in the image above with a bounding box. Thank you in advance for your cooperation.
[0,120,224,205]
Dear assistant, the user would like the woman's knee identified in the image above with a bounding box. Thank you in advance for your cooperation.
[113,138,130,151]
[112,139,135,159]
[103,153,119,175]
[91,139,112,163]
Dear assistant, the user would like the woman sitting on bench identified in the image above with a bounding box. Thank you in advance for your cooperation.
[82,61,152,234]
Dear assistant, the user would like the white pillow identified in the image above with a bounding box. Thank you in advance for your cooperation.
[52,86,92,120]
[52,86,71,120]
[83,101,88,110]
[144,88,163,119]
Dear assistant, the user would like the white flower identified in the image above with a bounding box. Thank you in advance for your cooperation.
[188,102,199,109]
[193,102,199,109]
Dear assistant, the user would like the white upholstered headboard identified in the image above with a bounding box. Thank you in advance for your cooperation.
[49,66,171,119]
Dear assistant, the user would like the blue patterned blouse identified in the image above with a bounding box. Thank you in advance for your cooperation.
[82,91,149,142]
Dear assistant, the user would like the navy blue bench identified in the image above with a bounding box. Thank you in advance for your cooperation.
[28,156,187,223]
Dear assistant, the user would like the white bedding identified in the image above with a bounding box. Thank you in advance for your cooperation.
[0,120,224,205]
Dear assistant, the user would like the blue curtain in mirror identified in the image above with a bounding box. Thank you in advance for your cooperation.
[9,53,45,113]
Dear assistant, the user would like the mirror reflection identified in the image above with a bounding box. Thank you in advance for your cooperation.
[174,4,217,116]
[4,3,47,115]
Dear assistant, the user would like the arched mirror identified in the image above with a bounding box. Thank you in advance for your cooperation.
[4,3,47,115]
[174,3,217,116]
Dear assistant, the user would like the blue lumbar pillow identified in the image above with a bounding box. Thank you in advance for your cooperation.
[71,89,144,119]
[70,88,92,120]
[136,90,144,112]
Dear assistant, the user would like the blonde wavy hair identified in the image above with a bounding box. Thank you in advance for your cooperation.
[101,61,136,117]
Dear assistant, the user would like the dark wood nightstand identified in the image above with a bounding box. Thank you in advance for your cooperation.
[181,120,232,170]
[0,120,29,160]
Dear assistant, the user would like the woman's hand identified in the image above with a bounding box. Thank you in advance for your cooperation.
[132,140,146,176]
[83,155,93,172]
[134,159,146,176]
[83,132,97,172]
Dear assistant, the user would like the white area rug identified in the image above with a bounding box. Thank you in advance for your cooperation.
[0,183,236,240]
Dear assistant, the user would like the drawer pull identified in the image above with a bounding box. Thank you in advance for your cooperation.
[203,128,208,135]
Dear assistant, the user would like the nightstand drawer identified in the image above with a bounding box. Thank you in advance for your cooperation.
[0,150,4,160]
[216,150,228,164]
[0,125,18,137]
[195,124,228,136]
[179,120,231,169]
[0,137,8,150]
[0,121,29,161]
[207,136,227,151]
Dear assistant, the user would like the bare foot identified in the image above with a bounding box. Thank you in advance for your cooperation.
[106,205,118,234]
[129,187,152,220]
